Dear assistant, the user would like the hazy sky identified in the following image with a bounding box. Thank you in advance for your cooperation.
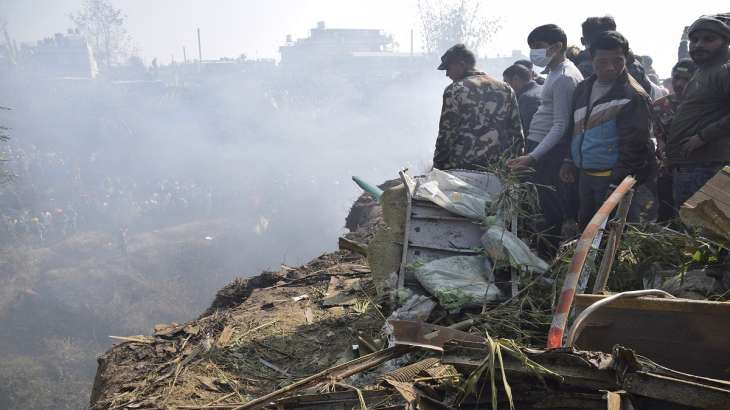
[2,0,729,77]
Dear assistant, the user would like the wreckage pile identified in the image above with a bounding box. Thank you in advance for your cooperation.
[90,168,730,409]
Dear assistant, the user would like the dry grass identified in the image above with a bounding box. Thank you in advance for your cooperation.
[90,252,387,409]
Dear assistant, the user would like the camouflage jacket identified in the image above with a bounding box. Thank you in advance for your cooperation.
[433,71,524,170]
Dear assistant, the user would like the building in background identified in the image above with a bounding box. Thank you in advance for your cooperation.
[18,30,98,79]
[279,21,395,67]
[479,50,529,78]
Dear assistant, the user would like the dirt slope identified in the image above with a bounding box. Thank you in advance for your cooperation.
[89,250,387,409]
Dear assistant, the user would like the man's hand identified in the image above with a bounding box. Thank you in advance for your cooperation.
[560,163,577,183]
[680,134,706,158]
[507,155,535,170]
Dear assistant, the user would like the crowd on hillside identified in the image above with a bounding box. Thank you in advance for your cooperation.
[0,144,216,245]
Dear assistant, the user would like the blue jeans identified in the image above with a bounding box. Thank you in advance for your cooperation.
[672,164,724,209]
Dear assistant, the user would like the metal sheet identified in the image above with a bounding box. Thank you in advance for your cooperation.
[388,320,483,351]
[403,200,485,285]
[573,295,730,380]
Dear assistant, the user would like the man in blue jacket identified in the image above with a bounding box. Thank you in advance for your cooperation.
[575,16,655,96]
[560,31,655,228]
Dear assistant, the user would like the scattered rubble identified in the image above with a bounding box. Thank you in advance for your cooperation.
[90,251,385,409]
[90,168,730,409]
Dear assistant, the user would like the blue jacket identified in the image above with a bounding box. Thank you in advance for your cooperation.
[567,70,654,184]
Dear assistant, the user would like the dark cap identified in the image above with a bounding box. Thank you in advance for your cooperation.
[437,44,476,70]
[514,59,533,70]
[672,58,698,77]
[589,30,630,57]
[688,14,730,40]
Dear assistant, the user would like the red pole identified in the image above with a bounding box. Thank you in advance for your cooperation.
[547,176,637,348]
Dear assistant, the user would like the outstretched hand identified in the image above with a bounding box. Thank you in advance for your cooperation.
[507,155,535,170]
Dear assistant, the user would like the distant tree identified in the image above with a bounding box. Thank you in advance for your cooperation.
[70,0,131,70]
[126,55,145,69]
[1,21,17,65]
[0,106,11,185]
[418,0,501,56]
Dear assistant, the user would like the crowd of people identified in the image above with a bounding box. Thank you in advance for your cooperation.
[432,13,730,257]
[0,144,216,245]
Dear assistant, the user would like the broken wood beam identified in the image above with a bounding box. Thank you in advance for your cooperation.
[441,339,730,409]
[680,166,730,245]
[441,340,618,392]
[389,319,482,351]
[228,345,413,410]
[338,236,368,257]
[227,320,474,409]
[273,389,397,410]
[623,371,730,410]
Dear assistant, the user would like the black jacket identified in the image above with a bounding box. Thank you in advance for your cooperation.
[516,80,543,136]
[565,70,655,184]
[665,54,730,165]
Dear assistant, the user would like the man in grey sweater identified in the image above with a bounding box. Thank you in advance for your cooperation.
[507,24,583,257]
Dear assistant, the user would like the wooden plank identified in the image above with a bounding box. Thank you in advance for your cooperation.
[574,294,730,315]
[275,390,397,409]
[230,346,413,410]
[685,168,730,212]
[397,170,414,304]
[681,190,730,244]
[624,372,730,410]
[573,304,730,379]
[337,237,368,257]
[606,391,623,410]
[685,190,715,207]
[698,184,730,209]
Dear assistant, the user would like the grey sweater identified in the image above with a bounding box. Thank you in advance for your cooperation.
[527,60,583,160]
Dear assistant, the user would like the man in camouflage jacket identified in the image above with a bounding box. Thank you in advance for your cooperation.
[433,44,524,170]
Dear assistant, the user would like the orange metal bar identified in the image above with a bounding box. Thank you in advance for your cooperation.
[547,176,637,348]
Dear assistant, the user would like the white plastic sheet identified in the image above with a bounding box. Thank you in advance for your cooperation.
[387,292,437,322]
[414,255,503,310]
[413,169,497,220]
[481,225,549,273]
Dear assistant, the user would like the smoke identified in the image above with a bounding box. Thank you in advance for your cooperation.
[0,46,448,408]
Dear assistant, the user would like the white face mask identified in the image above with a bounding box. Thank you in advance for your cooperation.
[530,47,553,67]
